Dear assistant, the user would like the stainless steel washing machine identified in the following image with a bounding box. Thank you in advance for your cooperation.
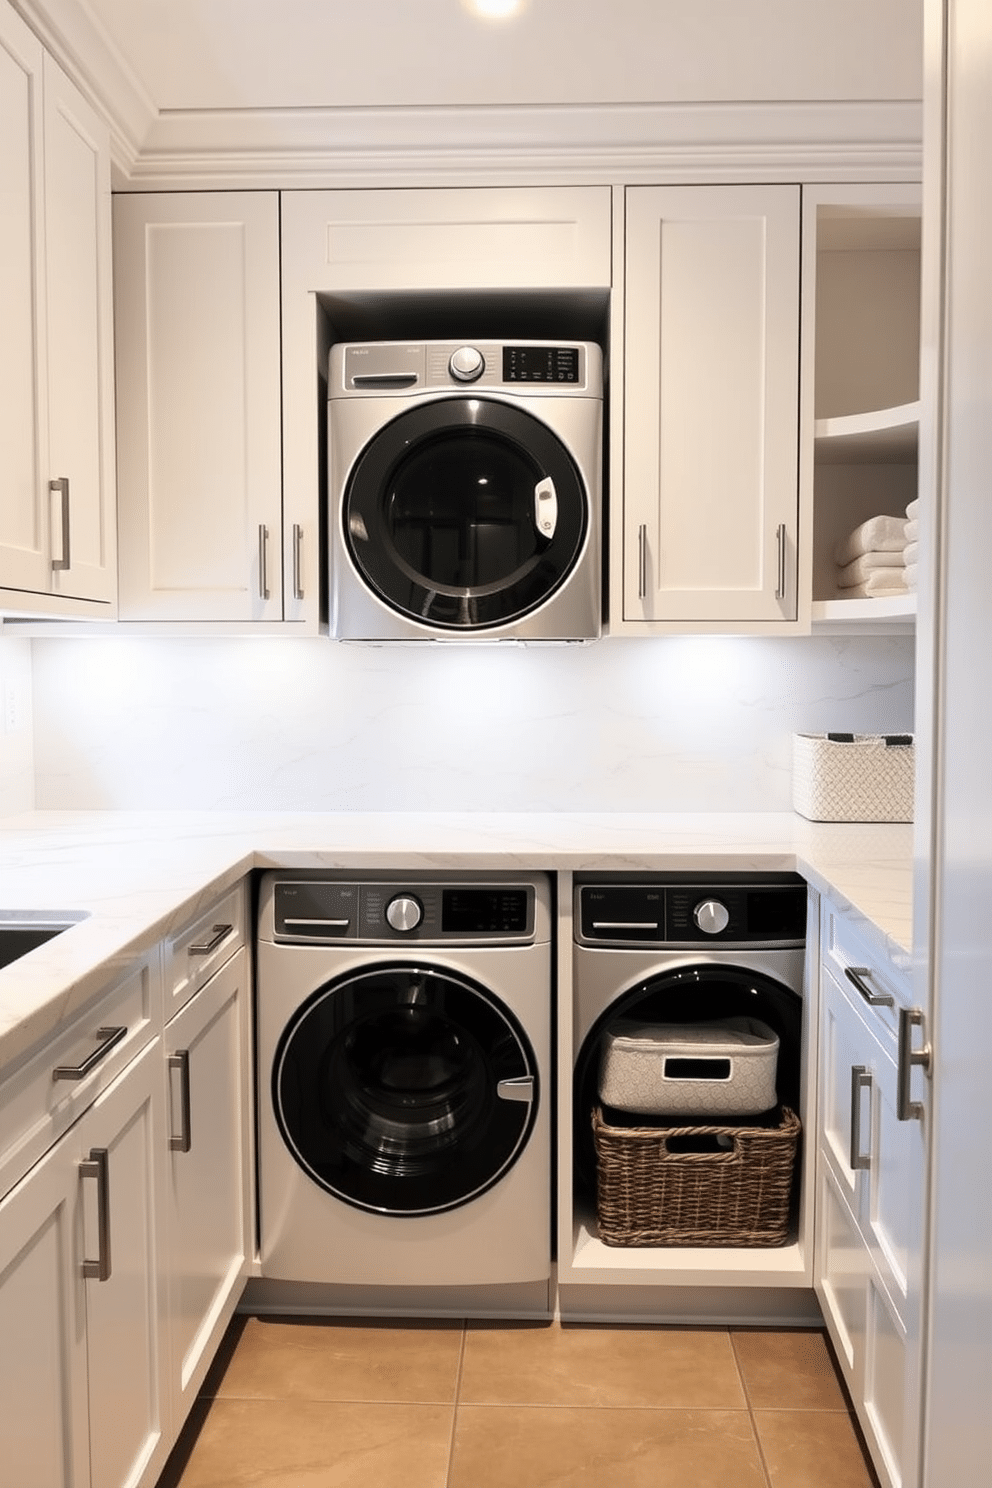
[327,339,602,640]
[572,873,808,1207]
[256,871,552,1299]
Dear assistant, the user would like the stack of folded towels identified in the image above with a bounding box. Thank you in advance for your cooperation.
[834,497,919,598]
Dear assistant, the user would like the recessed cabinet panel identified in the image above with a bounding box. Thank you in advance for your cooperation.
[816,1160,868,1387]
[43,56,116,604]
[165,949,250,1416]
[83,1037,167,1488]
[0,9,49,594]
[0,1138,89,1488]
[282,186,612,292]
[115,192,283,622]
[864,1277,908,1488]
[621,184,800,628]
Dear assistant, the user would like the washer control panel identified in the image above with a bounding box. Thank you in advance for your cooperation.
[271,879,535,945]
[575,876,807,949]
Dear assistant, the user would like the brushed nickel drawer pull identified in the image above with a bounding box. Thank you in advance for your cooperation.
[52,1025,127,1082]
[188,923,234,956]
[844,965,895,1008]
[169,1050,192,1153]
[80,1147,111,1281]
[897,1006,932,1122]
[849,1065,872,1171]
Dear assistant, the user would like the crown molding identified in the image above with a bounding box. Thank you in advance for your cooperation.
[10,3,922,191]
[117,99,922,191]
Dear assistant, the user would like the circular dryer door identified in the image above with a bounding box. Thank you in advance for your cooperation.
[273,963,539,1215]
[343,398,588,629]
[572,964,803,1197]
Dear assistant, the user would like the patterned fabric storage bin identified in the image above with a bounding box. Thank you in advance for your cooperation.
[792,732,914,822]
[597,1017,779,1118]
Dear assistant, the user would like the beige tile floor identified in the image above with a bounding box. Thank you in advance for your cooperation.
[156,1316,880,1488]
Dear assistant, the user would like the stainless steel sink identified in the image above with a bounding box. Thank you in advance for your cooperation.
[0,914,87,971]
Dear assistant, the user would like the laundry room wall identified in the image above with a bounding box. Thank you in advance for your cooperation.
[0,635,34,816]
[29,634,914,813]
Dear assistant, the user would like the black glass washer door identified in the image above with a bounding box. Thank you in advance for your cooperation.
[344,398,588,629]
[273,964,539,1216]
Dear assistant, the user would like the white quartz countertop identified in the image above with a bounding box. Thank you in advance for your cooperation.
[0,810,915,1077]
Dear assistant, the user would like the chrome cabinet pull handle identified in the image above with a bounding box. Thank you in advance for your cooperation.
[50,477,71,570]
[849,1065,872,1171]
[169,1050,192,1153]
[897,1006,932,1122]
[775,522,787,601]
[637,523,648,600]
[188,923,233,956]
[52,1025,127,1082]
[258,524,270,599]
[844,965,895,1008]
[80,1147,111,1281]
[292,523,305,599]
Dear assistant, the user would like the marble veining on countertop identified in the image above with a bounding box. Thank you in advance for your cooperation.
[0,810,916,1077]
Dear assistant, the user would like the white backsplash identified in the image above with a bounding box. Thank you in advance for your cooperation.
[28,634,914,813]
[0,636,34,816]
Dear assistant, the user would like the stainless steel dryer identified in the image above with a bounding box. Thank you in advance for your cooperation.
[256,871,552,1308]
[327,339,602,640]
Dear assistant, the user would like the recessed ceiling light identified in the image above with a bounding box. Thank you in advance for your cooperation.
[464,0,527,19]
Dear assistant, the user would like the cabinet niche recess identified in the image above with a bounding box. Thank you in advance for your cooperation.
[803,186,922,630]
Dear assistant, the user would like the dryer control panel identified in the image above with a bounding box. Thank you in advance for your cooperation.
[269,878,536,945]
[575,874,807,949]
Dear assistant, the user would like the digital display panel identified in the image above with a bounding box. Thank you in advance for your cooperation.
[442,889,529,934]
[502,346,580,383]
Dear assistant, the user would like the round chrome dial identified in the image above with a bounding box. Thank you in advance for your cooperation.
[385,894,423,933]
[693,898,730,935]
[448,346,485,383]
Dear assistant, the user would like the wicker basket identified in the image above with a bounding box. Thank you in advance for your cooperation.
[592,1104,800,1248]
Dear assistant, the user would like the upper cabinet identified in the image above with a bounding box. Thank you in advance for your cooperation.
[113,192,294,625]
[801,185,921,632]
[615,185,801,633]
[0,2,116,616]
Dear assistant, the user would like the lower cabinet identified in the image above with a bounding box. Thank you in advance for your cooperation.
[0,882,253,1488]
[815,910,927,1488]
[163,946,252,1422]
[0,1034,169,1488]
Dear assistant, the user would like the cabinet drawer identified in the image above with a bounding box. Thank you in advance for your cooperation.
[165,882,246,1019]
[0,951,159,1201]
[822,899,912,1037]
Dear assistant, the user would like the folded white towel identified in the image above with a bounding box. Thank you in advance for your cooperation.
[906,497,920,520]
[837,552,906,588]
[842,578,910,599]
[905,563,918,591]
[903,540,919,568]
[834,514,908,566]
[904,518,919,543]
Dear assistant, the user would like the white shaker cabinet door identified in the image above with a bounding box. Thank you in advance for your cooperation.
[0,1131,90,1488]
[114,192,283,622]
[82,1036,169,1488]
[163,948,251,1424]
[621,184,800,629]
[42,55,116,604]
[0,6,50,596]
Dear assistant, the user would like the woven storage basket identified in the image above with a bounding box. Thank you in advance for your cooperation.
[592,1105,800,1248]
[792,732,914,822]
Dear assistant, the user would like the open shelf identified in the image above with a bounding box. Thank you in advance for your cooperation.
[814,401,919,464]
[811,591,916,633]
[567,1208,808,1289]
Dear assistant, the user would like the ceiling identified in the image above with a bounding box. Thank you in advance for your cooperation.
[76,0,921,114]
